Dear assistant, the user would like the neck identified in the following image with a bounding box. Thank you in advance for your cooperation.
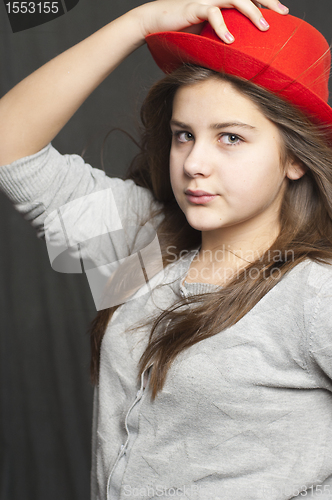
[185,213,281,286]
[200,217,280,265]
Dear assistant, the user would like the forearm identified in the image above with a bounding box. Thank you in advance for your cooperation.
[0,9,145,166]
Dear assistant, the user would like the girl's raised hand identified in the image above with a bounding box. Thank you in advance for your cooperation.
[135,0,289,44]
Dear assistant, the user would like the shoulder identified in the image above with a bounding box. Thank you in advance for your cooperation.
[300,261,332,387]
[260,260,332,330]
[271,260,332,387]
[282,259,332,314]
[296,260,332,333]
[304,259,332,291]
[277,259,332,298]
[302,260,332,320]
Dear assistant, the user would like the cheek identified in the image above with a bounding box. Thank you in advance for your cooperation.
[169,163,176,192]
[220,153,284,201]
[169,152,181,192]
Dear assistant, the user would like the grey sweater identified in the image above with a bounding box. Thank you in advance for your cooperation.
[1,144,332,500]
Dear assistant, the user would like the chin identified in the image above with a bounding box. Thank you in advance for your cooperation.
[181,206,226,232]
[185,218,220,232]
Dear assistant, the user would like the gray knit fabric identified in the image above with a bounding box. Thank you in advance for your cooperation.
[1,144,332,500]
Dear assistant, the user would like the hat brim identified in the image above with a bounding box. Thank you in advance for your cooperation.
[146,30,332,135]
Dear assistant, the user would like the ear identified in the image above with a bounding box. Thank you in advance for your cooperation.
[285,158,307,181]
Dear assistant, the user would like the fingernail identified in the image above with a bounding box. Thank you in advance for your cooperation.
[278,2,289,12]
[224,31,235,43]
[259,17,270,29]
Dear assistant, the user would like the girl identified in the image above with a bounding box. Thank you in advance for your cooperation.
[0,1,332,499]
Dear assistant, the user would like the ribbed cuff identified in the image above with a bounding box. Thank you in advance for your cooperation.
[0,143,57,203]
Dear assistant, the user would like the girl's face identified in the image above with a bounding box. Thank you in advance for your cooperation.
[169,78,303,250]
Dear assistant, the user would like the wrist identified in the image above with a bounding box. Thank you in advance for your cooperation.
[127,2,161,40]
[120,5,153,47]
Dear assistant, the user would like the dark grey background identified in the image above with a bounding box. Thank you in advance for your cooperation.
[0,1,331,499]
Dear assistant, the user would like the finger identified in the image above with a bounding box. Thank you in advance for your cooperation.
[184,0,289,44]
[251,1,262,7]
[222,0,288,33]
[253,0,289,14]
[187,4,235,44]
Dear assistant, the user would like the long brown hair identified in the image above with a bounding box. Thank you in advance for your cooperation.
[90,64,332,398]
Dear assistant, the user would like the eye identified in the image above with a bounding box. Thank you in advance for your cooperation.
[173,131,194,143]
[219,133,242,146]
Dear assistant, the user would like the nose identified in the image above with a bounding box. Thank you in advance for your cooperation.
[183,141,212,178]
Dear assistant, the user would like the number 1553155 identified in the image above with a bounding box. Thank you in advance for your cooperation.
[5,2,59,14]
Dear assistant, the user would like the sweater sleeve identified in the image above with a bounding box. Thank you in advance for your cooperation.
[0,144,164,309]
[307,272,332,391]
[0,143,159,237]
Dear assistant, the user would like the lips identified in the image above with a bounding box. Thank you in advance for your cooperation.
[185,189,217,205]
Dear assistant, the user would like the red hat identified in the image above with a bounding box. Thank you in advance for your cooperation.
[146,9,332,131]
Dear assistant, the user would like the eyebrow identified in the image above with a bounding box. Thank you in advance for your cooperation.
[169,119,256,131]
